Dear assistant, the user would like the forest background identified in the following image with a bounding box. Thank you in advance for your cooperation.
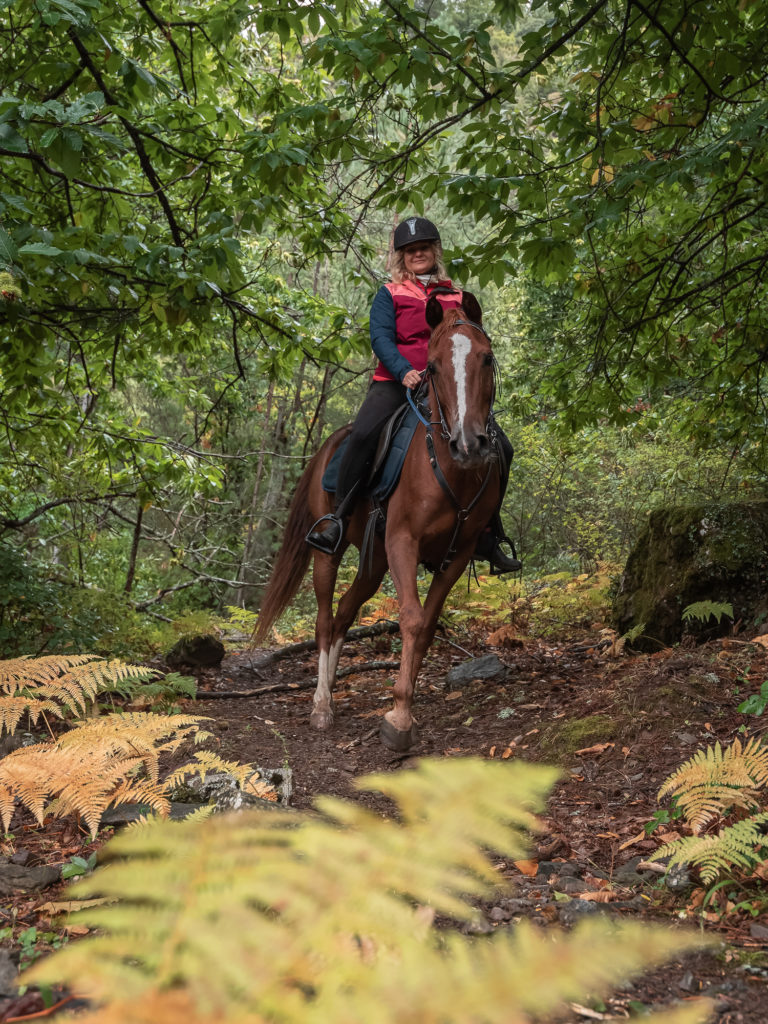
[1,0,767,658]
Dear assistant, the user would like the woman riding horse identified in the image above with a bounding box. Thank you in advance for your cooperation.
[306,216,521,574]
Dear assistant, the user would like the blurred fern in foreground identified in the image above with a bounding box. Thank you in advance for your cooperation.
[28,758,711,1024]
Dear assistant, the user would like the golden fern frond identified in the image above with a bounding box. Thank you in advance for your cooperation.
[658,738,768,831]
[0,714,209,837]
[0,695,64,735]
[0,744,55,828]
[0,655,96,694]
[0,656,157,725]
[164,751,259,792]
[656,811,768,885]
[59,713,210,782]
[25,758,711,1024]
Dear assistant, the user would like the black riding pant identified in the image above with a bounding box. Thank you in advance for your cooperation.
[335,380,407,504]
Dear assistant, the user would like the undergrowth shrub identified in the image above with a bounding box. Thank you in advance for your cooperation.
[26,757,710,1024]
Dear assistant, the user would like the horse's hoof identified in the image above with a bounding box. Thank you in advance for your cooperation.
[379,718,419,752]
[310,709,334,731]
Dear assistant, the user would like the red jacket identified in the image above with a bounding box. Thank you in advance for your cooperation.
[370,279,463,383]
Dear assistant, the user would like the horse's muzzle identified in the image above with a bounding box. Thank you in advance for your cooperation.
[449,431,491,466]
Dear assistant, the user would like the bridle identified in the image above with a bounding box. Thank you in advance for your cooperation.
[406,314,504,573]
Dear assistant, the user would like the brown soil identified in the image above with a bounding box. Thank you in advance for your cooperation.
[3,621,768,1022]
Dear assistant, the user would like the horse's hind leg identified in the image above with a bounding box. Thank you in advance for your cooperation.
[310,553,341,731]
[310,546,387,731]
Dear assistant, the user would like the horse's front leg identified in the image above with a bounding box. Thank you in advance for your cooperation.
[382,543,472,752]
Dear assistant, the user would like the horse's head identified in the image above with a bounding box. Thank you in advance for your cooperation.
[424,291,495,467]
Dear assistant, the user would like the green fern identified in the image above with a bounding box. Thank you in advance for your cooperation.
[681,601,733,625]
[26,758,711,1024]
[656,812,768,885]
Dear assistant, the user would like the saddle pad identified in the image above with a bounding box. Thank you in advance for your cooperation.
[322,405,419,501]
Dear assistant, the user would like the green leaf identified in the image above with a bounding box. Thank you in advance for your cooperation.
[0,226,17,265]
[18,243,63,257]
[0,123,27,153]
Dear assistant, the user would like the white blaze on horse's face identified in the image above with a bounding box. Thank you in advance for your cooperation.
[450,330,472,455]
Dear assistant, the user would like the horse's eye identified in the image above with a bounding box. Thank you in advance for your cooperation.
[427,361,436,375]
[483,353,494,367]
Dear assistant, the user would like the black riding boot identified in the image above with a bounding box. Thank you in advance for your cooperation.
[474,520,522,575]
[305,480,361,555]
[306,513,345,554]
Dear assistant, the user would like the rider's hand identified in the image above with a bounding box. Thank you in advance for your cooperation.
[402,369,422,389]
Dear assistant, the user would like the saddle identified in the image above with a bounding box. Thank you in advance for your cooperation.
[321,402,418,501]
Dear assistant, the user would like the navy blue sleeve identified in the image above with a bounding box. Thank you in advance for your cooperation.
[369,286,412,382]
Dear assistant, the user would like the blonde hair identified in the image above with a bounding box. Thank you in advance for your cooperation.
[387,241,448,284]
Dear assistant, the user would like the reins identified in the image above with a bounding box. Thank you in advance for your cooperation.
[409,314,501,573]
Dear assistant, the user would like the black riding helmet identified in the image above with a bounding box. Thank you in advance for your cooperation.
[393,216,441,251]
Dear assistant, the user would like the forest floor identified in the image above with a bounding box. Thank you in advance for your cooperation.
[3,607,768,1022]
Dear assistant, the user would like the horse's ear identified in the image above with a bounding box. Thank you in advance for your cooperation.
[425,295,444,328]
[461,291,482,324]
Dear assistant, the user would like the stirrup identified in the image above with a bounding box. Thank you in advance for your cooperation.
[488,537,522,576]
[306,514,344,554]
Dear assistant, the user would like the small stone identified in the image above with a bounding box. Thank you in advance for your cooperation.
[534,861,562,880]
[557,899,605,926]
[444,654,507,689]
[488,905,510,922]
[165,634,225,669]
[749,922,768,942]
[0,950,18,998]
[0,859,60,896]
[8,850,30,867]
[500,898,535,914]
[463,916,494,935]
[678,971,697,993]
[665,864,693,892]
[555,876,584,894]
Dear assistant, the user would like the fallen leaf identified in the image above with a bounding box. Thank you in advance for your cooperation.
[573,890,619,902]
[512,859,538,877]
[622,746,631,756]
[488,745,497,758]
[501,746,514,759]
[64,924,90,936]
[596,832,620,839]
[355,707,387,718]
[38,898,109,915]
[751,634,768,649]
[575,742,615,756]
[619,830,646,851]
[444,690,463,701]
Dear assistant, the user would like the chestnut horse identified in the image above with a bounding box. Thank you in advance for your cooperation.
[252,292,503,751]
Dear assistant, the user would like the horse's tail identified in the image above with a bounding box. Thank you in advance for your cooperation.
[251,446,325,646]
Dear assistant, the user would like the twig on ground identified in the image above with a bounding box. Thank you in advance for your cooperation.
[247,620,401,670]
[194,660,401,700]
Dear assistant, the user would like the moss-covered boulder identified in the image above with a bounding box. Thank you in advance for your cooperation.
[612,499,768,649]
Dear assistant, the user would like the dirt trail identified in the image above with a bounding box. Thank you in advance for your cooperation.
[202,622,768,1022]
